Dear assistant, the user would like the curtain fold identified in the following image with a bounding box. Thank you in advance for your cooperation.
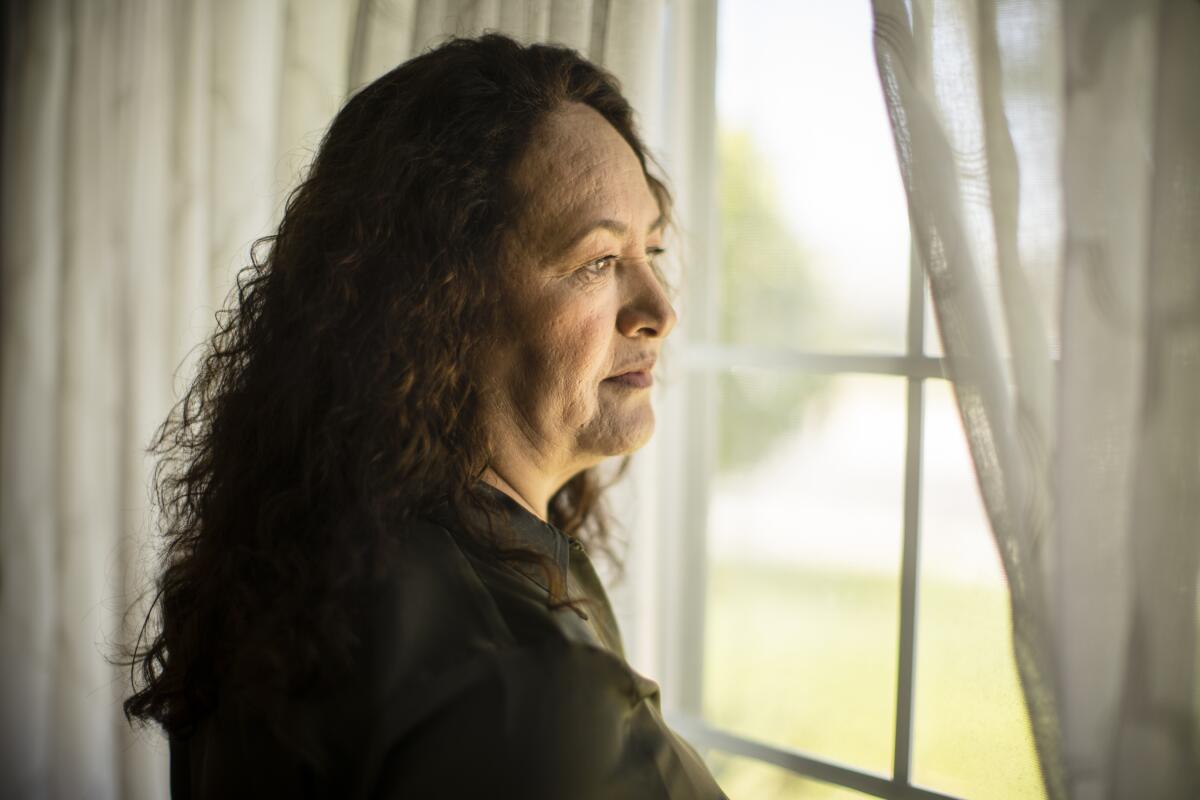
[0,1,667,797]
[872,0,1200,798]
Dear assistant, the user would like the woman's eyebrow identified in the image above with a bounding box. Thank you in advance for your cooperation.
[551,212,667,259]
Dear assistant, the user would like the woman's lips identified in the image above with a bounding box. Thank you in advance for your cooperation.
[603,371,652,388]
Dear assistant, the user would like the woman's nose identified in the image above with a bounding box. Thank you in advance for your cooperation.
[617,261,677,339]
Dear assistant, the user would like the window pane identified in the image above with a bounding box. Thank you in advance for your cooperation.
[913,380,1046,799]
[706,751,874,799]
[704,372,905,774]
[716,0,910,354]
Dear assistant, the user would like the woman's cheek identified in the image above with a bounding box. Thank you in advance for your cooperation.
[577,310,614,378]
[556,319,610,424]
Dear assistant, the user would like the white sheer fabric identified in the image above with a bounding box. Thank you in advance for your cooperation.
[872,1,1200,798]
[0,1,668,797]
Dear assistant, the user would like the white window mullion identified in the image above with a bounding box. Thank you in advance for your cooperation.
[670,715,967,800]
[681,343,945,380]
[893,237,928,783]
[652,0,719,718]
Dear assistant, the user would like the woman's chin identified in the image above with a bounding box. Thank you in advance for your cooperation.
[580,410,656,458]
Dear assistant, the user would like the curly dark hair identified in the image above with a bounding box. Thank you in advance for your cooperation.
[121,32,674,753]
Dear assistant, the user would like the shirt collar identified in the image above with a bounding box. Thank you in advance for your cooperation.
[422,482,572,598]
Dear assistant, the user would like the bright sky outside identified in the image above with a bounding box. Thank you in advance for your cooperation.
[716,0,911,335]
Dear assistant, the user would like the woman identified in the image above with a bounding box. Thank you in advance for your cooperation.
[124,33,727,799]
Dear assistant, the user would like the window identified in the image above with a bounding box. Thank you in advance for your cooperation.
[645,2,1046,798]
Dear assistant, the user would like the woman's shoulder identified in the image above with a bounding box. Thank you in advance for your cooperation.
[363,515,520,689]
[171,517,547,795]
[364,510,594,695]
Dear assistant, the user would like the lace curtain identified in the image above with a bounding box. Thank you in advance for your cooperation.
[0,2,667,797]
[871,1,1200,797]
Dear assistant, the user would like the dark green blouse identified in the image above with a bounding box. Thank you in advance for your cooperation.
[170,483,728,798]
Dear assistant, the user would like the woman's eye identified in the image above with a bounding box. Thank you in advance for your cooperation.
[578,255,618,280]
[576,248,666,283]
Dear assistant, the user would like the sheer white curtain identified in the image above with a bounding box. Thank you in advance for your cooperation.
[0,1,670,797]
[872,1,1200,798]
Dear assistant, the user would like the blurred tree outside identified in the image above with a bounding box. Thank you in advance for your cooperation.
[717,126,832,474]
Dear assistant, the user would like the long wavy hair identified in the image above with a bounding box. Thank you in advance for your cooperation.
[122,33,674,751]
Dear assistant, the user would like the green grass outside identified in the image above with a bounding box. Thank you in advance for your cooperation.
[701,561,1046,799]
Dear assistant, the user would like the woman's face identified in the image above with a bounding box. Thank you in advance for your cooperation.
[479,102,677,487]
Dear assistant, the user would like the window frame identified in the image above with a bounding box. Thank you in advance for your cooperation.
[650,3,965,798]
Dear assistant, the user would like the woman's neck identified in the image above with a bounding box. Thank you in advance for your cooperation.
[479,464,549,521]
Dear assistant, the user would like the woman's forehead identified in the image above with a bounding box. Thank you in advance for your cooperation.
[511,105,659,244]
